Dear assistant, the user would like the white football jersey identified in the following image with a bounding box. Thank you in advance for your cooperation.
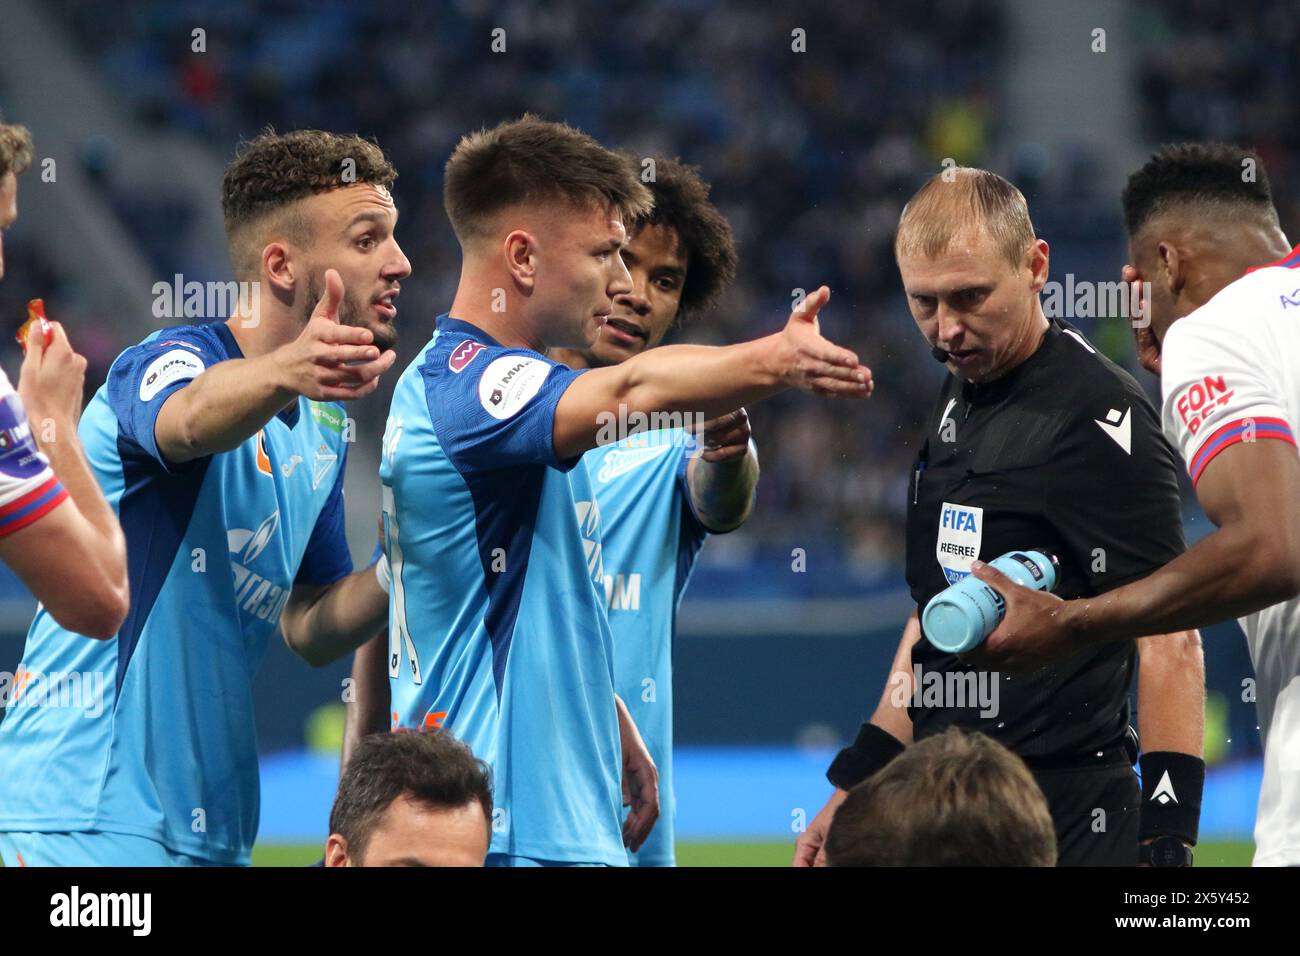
[1161,253,1300,866]
[0,367,64,534]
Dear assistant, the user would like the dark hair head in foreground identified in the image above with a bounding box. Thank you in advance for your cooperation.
[326,729,493,867]
[825,727,1057,867]
[1122,141,1276,239]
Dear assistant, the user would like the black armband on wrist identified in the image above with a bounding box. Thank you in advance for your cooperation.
[826,722,906,791]
[1138,751,1205,845]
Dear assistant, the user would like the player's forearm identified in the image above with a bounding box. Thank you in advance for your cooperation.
[39,422,127,591]
[688,443,759,532]
[1062,523,1299,643]
[870,612,920,745]
[341,631,390,777]
[1136,630,1205,756]
[160,354,298,463]
[617,338,787,421]
[284,566,389,667]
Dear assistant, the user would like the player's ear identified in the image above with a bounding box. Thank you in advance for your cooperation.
[261,240,297,297]
[1156,240,1185,295]
[503,229,537,292]
[1027,239,1049,294]
[323,833,351,867]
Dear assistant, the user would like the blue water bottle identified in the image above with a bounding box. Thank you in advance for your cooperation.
[922,550,1059,654]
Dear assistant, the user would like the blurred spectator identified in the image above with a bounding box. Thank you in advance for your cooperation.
[42,0,1007,574]
[825,728,1058,866]
[324,729,492,867]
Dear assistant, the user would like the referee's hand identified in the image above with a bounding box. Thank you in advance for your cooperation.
[963,560,1075,671]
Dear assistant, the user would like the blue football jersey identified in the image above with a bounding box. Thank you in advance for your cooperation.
[380,316,626,866]
[584,430,709,865]
[0,323,353,865]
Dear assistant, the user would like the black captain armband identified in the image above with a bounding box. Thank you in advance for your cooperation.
[826,722,906,791]
[1138,751,1205,845]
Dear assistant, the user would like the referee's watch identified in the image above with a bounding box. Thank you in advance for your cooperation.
[1139,835,1193,867]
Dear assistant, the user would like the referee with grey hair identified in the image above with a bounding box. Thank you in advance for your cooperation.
[796,167,1206,867]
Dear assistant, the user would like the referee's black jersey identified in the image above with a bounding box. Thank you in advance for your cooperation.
[904,318,1184,760]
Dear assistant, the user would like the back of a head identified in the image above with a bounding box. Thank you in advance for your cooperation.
[443,114,652,247]
[329,729,493,864]
[825,727,1057,867]
[894,166,1036,270]
[0,123,34,180]
[221,128,397,281]
[1122,142,1278,240]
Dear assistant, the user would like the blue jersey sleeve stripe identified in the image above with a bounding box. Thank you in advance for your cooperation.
[465,467,546,698]
[104,325,229,475]
[114,433,213,694]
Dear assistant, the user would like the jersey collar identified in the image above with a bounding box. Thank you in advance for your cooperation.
[437,314,503,347]
[1246,242,1300,273]
[961,319,1060,406]
[214,322,301,428]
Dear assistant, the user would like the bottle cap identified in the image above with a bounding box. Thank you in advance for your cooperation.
[922,596,983,654]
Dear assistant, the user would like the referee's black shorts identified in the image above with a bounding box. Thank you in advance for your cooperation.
[1030,753,1141,867]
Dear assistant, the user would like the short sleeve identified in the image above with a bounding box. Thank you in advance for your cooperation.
[294,444,354,587]
[0,372,67,537]
[674,432,716,540]
[425,345,587,473]
[105,330,223,472]
[1043,391,1185,593]
[1161,317,1296,487]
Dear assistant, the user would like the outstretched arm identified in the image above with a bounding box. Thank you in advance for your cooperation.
[554,287,871,459]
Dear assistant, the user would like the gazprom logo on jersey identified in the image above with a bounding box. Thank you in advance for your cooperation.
[228,511,291,625]
[575,499,604,584]
[936,501,983,584]
[603,573,642,611]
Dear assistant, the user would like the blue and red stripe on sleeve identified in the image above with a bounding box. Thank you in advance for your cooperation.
[1189,416,1296,486]
[0,475,69,537]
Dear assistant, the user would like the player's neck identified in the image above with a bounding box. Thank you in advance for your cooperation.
[224,307,300,359]
[1230,227,1293,276]
[1183,223,1292,311]
[447,262,545,352]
